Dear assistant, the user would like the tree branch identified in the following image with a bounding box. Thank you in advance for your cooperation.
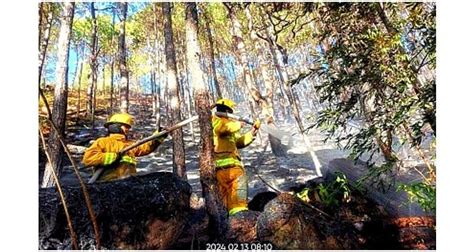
[39,87,101,248]
[255,31,273,46]
[271,12,290,28]
[291,16,318,39]
[414,52,430,74]
[223,2,233,13]
[39,128,78,249]
[409,47,425,65]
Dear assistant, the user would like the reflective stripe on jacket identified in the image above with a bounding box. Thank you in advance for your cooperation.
[216,157,243,168]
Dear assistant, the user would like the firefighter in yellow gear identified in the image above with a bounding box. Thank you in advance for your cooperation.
[82,113,168,182]
[212,98,261,215]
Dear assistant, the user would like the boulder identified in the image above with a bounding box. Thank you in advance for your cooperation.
[256,193,359,249]
[39,172,192,249]
[226,210,260,243]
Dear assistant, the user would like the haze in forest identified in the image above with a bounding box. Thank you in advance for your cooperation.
[38,2,436,250]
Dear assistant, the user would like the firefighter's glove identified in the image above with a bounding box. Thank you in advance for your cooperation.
[253,119,261,130]
[153,127,169,141]
[251,119,261,136]
[103,152,119,166]
[160,126,170,138]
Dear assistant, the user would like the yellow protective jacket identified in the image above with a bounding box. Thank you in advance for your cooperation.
[212,115,255,169]
[82,133,164,181]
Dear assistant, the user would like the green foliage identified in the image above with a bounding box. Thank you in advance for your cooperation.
[97,15,118,55]
[397,181,435,213]
[129,53,150,77]
[318,184,338,207]
[72,12,118,56]
[39,2,62,34]
[171,2,186,33]
[198,3,234,53]
[39,3,63,56]
[317,171,351,208]
[127,17,147,50]
[71,17,90,44]
[264,3,321,49]
[289,3,436,190]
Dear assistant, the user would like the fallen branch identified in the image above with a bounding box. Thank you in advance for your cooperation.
[39,87,101,247]
[39,129,78,249]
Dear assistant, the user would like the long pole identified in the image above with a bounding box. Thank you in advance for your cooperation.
[88,112,267,184]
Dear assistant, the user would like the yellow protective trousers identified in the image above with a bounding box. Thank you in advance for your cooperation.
[216,166,248,212]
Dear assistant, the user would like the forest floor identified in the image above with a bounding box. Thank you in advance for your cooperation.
[41,96,431,216]
[38,94,435,249]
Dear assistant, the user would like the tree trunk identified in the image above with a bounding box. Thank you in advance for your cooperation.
[38,2,53,87]
[75,43,86,120]
[151,74,156,116]
[41,2,75,188]
[263,21,323,176]
[101,65,106,96]
[265,28,295,118]
[76,58,84,119]
[179,37,196,143]
[359,96,397,163]
[155,43,162,129]
[226,4,258,113]
[213,42,229,98]
[109,60,114,113]
[228,4,281,152]
[87,3,99,130]
[185,81,196,143]
[177,34,190,119]
[152,72,157,111]
[150,71,156,113]
[164,73,169,116]
[244,6,285,156]
[118,2,129,113]
[155,79,161,128]
[39,172,192,249]
[162,2,186,179]
[185,2,228,239]
[153,3,162,129]
[202,9,222,99]
[109,11,116,114]
[146,34,157,118]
